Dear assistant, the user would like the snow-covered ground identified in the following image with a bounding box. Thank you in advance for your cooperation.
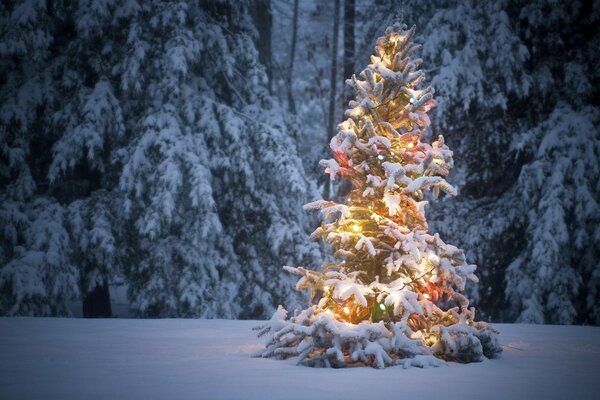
[1,318,598,400]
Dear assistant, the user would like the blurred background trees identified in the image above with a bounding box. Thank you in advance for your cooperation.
[1,0,598,324]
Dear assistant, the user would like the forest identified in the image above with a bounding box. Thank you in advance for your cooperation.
[1,0,598,326]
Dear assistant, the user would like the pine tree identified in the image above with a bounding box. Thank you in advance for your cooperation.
[357,0,600,325]
[1,0,319,318]
[256,24,501,368]
[118,1,319,318]
[502,0,600,325]
[0,0,81,316]
[1,0,134,316]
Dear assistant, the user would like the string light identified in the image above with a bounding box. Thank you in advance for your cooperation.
[343,306,351,315]
[350,107,364,118]
[351,224,362,233]
[379,303,386,311]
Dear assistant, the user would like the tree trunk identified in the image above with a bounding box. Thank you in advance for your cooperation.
[343,0,355,108]
[324,0,341,200]
[287,0,299,113]
[336,0,356,201]
[83,279,112,318]
[251,0,273,94]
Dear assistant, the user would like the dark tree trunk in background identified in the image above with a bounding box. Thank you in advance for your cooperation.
[342,0,355,108]
[83,280,112,318]
[251,0,273,93]
[287,0,299,113]
[324,0,341,200]
[336,0,355,201]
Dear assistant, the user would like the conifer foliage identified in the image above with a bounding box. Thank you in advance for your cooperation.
[358,0,600,325]
[0,0,318,318]
[256,24,501,368]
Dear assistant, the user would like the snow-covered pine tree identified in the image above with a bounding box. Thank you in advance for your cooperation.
[1,0,319,318]
[256,24,501,368]
[388,0,532,319]
[0,0,144,316]
[358,0,600,325]
[117,1,319,318]
[50,3,131,316]
[1,0,79,315]
[114,1,233,318]
[415,0,600,325]
[503,1,600,325]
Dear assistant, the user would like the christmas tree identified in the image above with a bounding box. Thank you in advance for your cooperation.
[256,24,501,368]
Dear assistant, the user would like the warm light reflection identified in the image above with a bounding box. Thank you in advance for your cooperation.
[351,224,362,233]
[343,306,351,315]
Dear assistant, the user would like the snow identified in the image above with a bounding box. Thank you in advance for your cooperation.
[1,318,598,400]
[1,1,321,320]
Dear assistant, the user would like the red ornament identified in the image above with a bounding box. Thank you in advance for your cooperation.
[419,282,441,302]
[333,150,350,168]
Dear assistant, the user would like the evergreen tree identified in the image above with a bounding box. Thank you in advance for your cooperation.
[0,0,137,316]
[256,24,501,368]
[503,0,600,324]
[1,0,319,318]
[118,1,319,318]
[358,0,600,325]
[1,0,80,315]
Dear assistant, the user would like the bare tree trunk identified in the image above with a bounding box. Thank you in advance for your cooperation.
[336,0,355,200]
[324,0,341,200]
[287,0,299,113]
[251,0,273,94]
[343,0,355,108]
[83,279,112,318]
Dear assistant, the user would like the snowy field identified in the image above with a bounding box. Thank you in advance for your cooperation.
[1,318,599,400]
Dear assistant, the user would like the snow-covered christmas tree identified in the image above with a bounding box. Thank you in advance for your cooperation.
[256,23,501,368]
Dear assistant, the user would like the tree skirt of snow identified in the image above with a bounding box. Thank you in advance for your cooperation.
[1,318,598,400]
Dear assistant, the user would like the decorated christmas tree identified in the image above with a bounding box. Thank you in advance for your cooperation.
[256,23,501,368]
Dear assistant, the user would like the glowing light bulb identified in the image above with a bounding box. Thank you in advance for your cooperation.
[377,154,384,160]
[407,142,414,149]
[350,108,363,118]
[343,306,351,315]
[351,224,361,233]
[379,303,386,311]
[423,293,430,300]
